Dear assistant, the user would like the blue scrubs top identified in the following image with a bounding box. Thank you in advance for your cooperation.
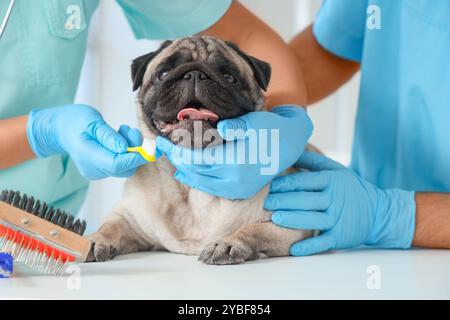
[314,0,450,192]
[0,0,231,214]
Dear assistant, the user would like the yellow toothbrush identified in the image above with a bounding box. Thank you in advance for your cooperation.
[127,139,156,162]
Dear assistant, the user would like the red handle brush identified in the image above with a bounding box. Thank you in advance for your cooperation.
[0,190,91,275]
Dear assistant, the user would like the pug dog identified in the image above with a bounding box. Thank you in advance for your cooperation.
[86,36,314,264]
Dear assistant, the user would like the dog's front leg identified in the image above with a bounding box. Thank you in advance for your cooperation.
[199,222,314,265]
[86,211,153,262]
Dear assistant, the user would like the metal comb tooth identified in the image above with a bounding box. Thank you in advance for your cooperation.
[71,220,81,234]
[18,194,28,210]
[59,212,67,227]
[32,200,41,216]
[80,221,87,235]
[44,207,54,221]
[61,212,70,227]
[13,191,21,204]
[51,209,61,225]
[75,220,85,235]
[25,196,35,213]
[0,189,8,202]
[38,202,49,219]
[6,190,14,203]
[4,190,11,203]
[65,215,74,230]
[12,191,20,207]
[58,212,67,228]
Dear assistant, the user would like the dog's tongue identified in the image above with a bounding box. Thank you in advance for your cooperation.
[177,108,219,123]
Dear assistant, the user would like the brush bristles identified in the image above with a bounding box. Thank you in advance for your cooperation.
[0,190,86,236]
[0,225,74,275]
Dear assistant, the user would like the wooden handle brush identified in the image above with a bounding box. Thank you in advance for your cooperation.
[0,190,91,275]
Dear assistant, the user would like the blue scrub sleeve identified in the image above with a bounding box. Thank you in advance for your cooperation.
[313,0,368,62]
[116,0,232,40]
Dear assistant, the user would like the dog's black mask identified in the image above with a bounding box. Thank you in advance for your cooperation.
[131,36,271,148]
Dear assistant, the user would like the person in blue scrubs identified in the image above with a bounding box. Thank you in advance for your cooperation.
[0,1,311,214]
[267,0,450,253]
[159,0,450,254]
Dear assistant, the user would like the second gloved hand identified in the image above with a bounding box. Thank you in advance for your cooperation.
[265,152,416,255]
[157,106,313,200]
[27,104,147,180]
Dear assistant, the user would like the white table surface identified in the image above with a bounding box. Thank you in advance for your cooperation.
[1,248,449,300]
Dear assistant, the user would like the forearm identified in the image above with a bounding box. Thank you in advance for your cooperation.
[289,25,360,105]
[201,1,307,108]
[412,193,450,248]
[0,116,35,169]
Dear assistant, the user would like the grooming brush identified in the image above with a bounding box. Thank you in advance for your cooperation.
[127,138,157,162]
[0,190,91,275]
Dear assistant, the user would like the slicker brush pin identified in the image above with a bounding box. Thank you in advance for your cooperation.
[0,190,91,275]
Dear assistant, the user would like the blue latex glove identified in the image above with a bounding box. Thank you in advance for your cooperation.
[156,106,313,199]
[27,104,147,180]
[265,151,416,256]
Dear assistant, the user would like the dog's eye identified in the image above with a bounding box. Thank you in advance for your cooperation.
[157,70,169,81]
[223,73,237,84]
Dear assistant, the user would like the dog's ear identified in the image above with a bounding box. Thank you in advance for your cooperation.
[131,40,173,91]
[225,41,271,91]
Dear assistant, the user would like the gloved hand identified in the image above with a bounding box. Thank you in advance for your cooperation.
[27,104,147,180]
[156,106,313,199]
[265,151,416,256]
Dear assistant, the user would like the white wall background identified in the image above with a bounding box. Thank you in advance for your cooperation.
[76,0,360,231]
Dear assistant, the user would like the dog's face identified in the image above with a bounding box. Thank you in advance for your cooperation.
[131,36,271,147]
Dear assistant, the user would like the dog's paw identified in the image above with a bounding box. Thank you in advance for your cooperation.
[85,234,119,263]
[198,239,256,265]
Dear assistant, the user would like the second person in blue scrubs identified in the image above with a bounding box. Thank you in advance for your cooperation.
[265,0,450,254]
